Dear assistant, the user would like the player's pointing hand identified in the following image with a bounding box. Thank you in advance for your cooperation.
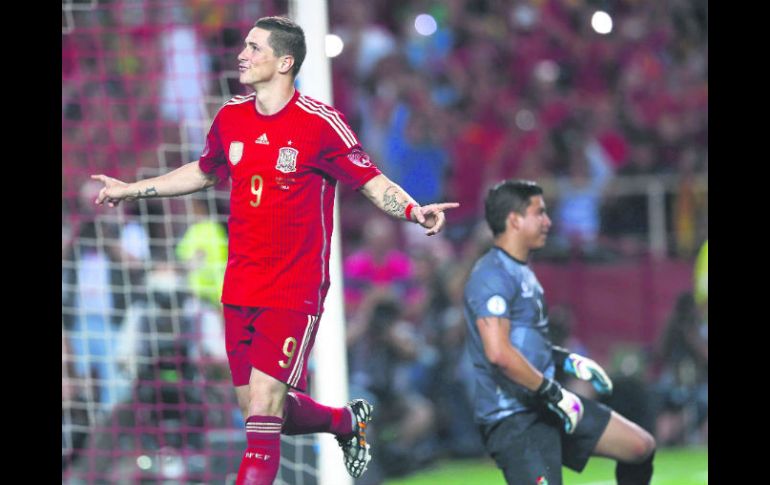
[90,174,132,208]
[413,202,460,236]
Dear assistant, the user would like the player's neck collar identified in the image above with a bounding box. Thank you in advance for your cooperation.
[253,88,300,118]
[493,245,528,265]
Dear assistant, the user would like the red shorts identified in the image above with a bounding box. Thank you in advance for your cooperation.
[223,305,321,391]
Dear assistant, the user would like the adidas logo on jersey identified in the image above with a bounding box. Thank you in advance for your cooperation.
[255,133,269,145]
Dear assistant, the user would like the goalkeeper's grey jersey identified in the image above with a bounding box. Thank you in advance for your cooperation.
[463,246,555,425]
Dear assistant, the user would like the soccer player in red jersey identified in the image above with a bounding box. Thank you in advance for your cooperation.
[91,16,459,485]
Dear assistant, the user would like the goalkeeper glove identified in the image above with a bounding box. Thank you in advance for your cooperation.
[553,346,613,395]
[535,377,584,434]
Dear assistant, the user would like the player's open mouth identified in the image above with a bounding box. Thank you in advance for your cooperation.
[238,66,248,72]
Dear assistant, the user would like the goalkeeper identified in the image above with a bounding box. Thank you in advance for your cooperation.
[463,180,655,485]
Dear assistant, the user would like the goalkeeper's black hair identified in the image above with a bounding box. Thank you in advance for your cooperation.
[484,179,544,237]
[254,16,306,77]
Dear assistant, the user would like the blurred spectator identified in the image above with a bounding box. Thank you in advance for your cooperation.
[140,197,178,261]
[334,1,397,82]
[443,92,508,242]
[73,265,209,482]
[131,265,206,451]
[343,215,425,321]
[176,197,228,306]
[434,220,492,446]
[413,243,486,459]
[600,140,659,256]
[589,94,630,170]
[174,198,230,368]
[348,300,438,476]
[62,331,92,471]
[604,344,657,436]
[383,98,450,205]
[116,264,189,382]
[62,180,142,412]
[355,61,402,174]
[694,238,708,327]
[120,204,152,263]
[652,292,708,445]
[157,3,212,159]
[552,131,613,258]
[672,148,707,258]
[402,5,456,76]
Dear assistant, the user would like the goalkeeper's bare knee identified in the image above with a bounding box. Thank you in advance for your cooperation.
[627,429,656,464]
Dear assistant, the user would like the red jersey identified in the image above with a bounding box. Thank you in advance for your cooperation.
[199,90,381,315]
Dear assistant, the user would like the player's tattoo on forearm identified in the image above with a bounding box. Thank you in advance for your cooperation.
[133,186,158,199]
[382,185,408,218]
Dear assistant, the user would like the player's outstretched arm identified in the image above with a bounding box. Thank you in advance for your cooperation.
[91,161,219,208]
[359,174,459,236]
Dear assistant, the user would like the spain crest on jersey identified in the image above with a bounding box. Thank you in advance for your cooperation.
[276,147,299,173]
[229,141,244,165]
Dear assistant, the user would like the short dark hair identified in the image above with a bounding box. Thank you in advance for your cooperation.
[484,179,544,237]
[254,16,306,77]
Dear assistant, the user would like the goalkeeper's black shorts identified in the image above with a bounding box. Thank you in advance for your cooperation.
[479,398,612,485]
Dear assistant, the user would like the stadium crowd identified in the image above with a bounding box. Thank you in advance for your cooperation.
[62,0,707,482]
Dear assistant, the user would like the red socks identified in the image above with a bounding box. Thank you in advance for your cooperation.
[236,415,283,485]
[282,391,354,438]
[236,394,353,484]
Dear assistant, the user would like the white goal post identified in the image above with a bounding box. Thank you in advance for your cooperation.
[289,2,354,485]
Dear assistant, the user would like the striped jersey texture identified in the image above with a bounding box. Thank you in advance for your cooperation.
[199,90,381,315]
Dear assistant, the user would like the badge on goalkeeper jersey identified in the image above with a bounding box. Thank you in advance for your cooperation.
[486,295,507,315]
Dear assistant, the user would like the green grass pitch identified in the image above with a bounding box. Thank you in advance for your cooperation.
[383,446,707,485]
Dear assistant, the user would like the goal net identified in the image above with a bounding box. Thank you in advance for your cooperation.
[63,1,330,483]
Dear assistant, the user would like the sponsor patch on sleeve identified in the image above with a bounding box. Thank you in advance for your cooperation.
[347,149,372,168]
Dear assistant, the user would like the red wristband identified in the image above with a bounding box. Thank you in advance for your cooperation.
[405,203,415,221]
